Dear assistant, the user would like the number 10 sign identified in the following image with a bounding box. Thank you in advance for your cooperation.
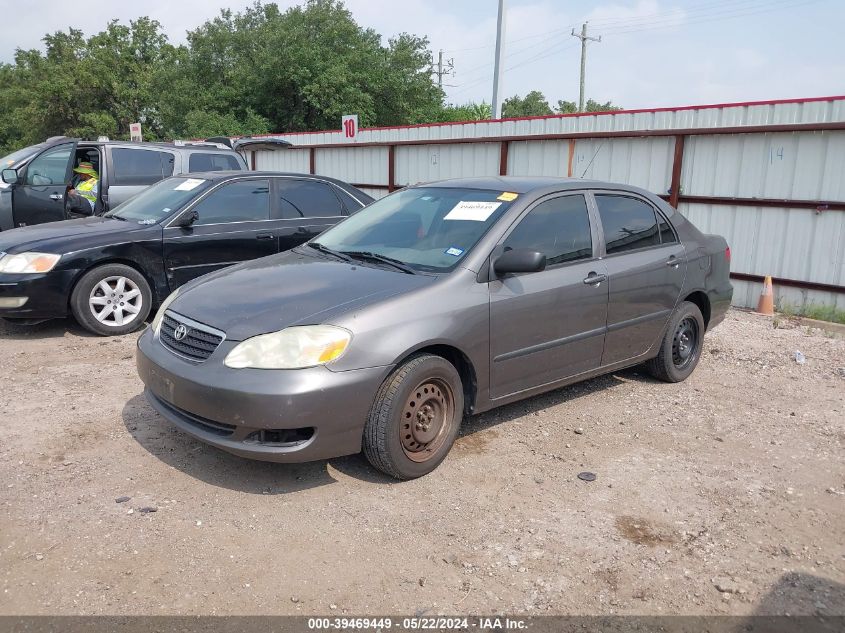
[342,114,358,139]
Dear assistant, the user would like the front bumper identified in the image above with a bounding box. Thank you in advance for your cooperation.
[0,270,78,320]
[136,327,389,463]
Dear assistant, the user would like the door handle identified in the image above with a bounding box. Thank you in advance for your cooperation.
[583,272,607,286]
[50,193,62,201]
[256,233,275,240]
[666,256,681,268]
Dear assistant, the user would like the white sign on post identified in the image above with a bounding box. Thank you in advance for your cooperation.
[341,114,358,140]
[129,122,142,142]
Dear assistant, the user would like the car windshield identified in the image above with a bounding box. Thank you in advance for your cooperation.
[311,187,517,272]
[106,177,212,224]
[1,145,40,169]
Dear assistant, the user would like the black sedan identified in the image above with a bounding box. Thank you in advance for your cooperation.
[0,172,372,335]
[137,177,733,479]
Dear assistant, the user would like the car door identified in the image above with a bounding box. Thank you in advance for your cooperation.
[593,193,687,365]
[12,140,77,227]
[488,192,609,399]
[162,178,276,288]
[274,178,348,251]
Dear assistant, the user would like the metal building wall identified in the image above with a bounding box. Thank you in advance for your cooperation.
[251,97,845,310]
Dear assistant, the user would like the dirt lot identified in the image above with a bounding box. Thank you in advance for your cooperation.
[0,309,843,616]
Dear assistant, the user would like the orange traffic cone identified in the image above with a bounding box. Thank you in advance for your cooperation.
[756,275,774,315]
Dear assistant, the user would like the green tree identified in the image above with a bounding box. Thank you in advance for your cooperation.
[433,101,491,122]
[502,91,553,118]
[556,99,622,114]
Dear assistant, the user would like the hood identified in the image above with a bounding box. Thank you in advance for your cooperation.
[170,249,436,341]
[0,217,158,255]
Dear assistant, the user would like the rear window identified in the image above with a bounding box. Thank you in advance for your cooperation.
[595,195,661,254]
[111,148,173,186]
[188,153,242,172]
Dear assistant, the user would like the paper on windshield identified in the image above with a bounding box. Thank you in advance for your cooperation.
[174,178,205,192]
[443,201,501,222]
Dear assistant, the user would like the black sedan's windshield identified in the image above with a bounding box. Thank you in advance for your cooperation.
[107,177,212,224]
[312,187,518,272]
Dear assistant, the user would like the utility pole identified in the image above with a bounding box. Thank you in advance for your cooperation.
[432,49,454,89]
[491,0,507,119]
[571,22,601,112]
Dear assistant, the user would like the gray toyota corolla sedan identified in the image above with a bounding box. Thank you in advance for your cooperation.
[136,177,733,479]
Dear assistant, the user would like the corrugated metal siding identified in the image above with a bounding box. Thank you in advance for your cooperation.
[250,97,845,310]
[261,97,845,146]
[395,143,499,186]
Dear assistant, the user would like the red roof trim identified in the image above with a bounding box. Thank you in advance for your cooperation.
[265,95,845,138]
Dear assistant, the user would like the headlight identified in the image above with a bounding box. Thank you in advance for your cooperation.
[0,252,61,273]
[224,325,351,369]
[151,287,180,335]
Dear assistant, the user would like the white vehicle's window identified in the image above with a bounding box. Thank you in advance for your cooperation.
[313,187,517,272]
[112,148,169,186]
[24,143,73,186]
[193,179,270,225]
[108,177,210,224]
[188,153,242,172]
[503,195,593,266]
[595,195,661,254]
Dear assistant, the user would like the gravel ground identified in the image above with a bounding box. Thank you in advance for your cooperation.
[0,308,843,616]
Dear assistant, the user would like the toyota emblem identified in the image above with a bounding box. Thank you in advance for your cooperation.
[173,324,189,341]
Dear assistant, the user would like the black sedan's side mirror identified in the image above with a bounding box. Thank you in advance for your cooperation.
[1,169,18,185]
[176,209,199,227]
[493,249,547,276]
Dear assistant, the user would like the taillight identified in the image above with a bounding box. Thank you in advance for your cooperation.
[725,246,731,262]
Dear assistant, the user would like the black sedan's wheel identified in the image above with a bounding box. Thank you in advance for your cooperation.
[70,264,152,336]
[363,354,464,480]
[645,300,705,383]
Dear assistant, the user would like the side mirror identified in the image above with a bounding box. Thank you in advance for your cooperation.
[1,169,18,185]
[176,209,199,227]
[493,249,546,276]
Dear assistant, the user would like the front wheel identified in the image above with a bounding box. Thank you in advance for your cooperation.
[70,264,152,336]
[363,354,464,480]
[645,301,705,383]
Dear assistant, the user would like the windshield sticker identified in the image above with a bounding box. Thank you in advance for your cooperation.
[137,218,156,225]
[497,191,518,202]
[445,247,464,257]
[443,201,502,222]
[174,178,205,192]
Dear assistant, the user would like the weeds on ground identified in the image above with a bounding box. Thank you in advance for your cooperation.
[777,302,845,325]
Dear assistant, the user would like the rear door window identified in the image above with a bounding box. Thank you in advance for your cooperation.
[188,153,242,172]
[503,194,593,266]
[111,148,168,186]
[594,195,661,254]
[275,179,345,219]
[192,179,270,225]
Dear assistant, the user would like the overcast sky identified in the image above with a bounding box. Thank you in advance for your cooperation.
[1,0,843,112]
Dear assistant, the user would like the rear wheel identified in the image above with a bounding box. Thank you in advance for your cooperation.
[363,354,464,480]
[645,301,705,382]
[70,264,152,336]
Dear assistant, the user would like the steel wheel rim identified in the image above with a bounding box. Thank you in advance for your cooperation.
[88,276,143,328]
[672,316,699,369]
[400,378,455,463]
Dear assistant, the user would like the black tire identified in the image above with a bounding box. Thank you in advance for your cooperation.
[645,301,705,383]
[363,354,464,480]
[70,264,152,336]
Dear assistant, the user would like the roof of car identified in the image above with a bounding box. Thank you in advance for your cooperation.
[186,170,360,187]
[78,141,239,153]
[417,176,627,193]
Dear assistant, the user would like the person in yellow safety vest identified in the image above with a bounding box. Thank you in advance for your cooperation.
[67,161,99,212]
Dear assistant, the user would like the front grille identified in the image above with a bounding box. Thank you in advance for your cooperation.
[159,311,224,362]
[156,395,236,437]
